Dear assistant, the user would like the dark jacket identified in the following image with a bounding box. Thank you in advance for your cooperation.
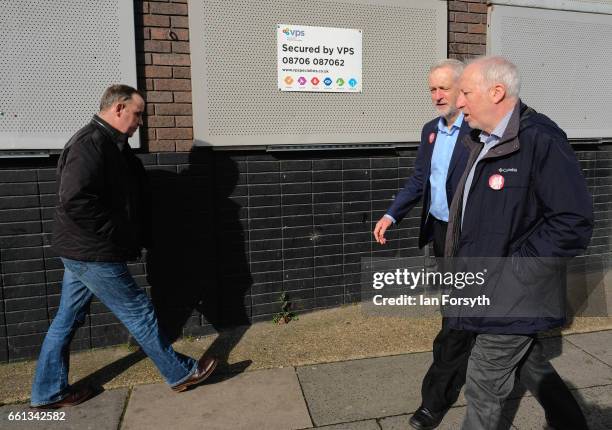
[445,101,593,334]
[52,116,152,262]
[386,117,470,248]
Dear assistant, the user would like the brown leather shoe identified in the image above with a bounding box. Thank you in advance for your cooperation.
[171,356,218,392]
[30,386,94,409]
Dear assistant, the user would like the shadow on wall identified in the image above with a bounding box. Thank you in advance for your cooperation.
[146,149,252,370]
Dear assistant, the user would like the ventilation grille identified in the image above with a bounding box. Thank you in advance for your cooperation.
[490,0,612,15]
[489,5,612,138]
[0,1,138,149]
[189,0,447,146]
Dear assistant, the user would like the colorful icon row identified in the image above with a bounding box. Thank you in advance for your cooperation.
[283,76,358,87]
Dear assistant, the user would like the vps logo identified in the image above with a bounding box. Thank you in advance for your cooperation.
[348,78,358,88]
[282,28,305,37]
[323,77,333,86]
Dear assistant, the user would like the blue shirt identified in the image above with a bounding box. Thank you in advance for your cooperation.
[384,113,464,225]
[428,112,464,222]
[461,107,514,226]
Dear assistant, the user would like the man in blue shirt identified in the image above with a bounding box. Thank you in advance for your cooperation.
[373,59,472,430]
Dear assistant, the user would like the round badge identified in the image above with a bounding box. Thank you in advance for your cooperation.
[488,174,505,190]
[428,132,436,144]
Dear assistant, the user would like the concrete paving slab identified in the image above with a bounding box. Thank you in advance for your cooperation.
[502,385,612,430]
[502,395,548,429]
[447,334,612,405]
[378,406,516,430]
[577,385,612,430]
[297,353,431,426]
[121,367,312,430]
[314,420,380,429]
[539,337,612,388]
[0,387,128,430]
[565,330,612,367]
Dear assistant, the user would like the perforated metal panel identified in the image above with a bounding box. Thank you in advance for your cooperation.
[0,1,138,150]
[491,0,612,15]
[488,5,612,139]
[188,0,447,146]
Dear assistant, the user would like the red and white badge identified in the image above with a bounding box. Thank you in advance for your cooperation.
[428,132,436,144]
[488,174,505,190]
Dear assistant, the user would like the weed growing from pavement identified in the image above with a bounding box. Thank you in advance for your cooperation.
[272,292,298,324]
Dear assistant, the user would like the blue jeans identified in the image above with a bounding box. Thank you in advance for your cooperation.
[31,258,198,406]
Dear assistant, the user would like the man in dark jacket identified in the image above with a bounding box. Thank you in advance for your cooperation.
[373,59,472,430]
[31,85,217,409]
[446,57,592,429]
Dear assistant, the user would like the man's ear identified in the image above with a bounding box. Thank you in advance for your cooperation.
[490,84,506,104]
[114,102,125,117]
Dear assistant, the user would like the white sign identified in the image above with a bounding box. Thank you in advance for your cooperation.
[277,24,362,93]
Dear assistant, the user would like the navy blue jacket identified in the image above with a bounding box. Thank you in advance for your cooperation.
[445,102,593,334]
[386,117,470,248]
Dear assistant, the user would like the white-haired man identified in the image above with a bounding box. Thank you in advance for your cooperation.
[445,56,591,429]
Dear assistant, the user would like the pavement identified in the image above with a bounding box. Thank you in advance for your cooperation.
[1,328,611,430]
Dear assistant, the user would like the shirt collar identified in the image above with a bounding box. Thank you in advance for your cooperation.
[437,111,464,135]
[478,106,514,145]
[91,115,129,151]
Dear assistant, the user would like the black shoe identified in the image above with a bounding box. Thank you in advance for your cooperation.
[409,406,445,430]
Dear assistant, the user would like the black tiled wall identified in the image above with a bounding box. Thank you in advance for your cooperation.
[0,145,611,362]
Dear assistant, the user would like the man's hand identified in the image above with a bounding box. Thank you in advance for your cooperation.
[373,216,393,245]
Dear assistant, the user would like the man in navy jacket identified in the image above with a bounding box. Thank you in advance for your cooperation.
[446,56,591,430]
[373,59,471,430]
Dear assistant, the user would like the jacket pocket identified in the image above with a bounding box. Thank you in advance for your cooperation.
[481,176,529,234]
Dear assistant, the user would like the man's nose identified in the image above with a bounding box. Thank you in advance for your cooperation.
[434,89,444,100]
[456,94,465,109]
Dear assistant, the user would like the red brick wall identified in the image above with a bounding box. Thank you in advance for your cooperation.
[134,0,488,152]
[448,0,488,60]
[135,0,193,152]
